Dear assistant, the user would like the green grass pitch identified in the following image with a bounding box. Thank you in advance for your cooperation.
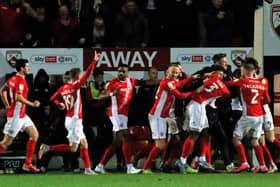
[1,173,280,187]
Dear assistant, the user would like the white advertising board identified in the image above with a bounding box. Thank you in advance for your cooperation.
[0,48,83,77]
[170,48,253,75]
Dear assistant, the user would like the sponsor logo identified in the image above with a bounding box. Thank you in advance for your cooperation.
[271,4,280,38]
[176,54,212,64]
[6,50,22,68]
[45,56,57,63]
[30,55,77,64]
[231,50,246,67]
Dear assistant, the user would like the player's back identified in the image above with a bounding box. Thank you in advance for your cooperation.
[239,78,266,117]
[6,74,28,118]
[192,75,229,105]
[59,83,82,118]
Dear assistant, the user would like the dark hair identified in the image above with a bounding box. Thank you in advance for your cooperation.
[15,59,29,72]
[93,69,104,77]
[171,62,181,65]
[211,65,226,72]
[70,68,81,80]
[243,57,259,72]
[212,53,226,63]
[119,64,129,69]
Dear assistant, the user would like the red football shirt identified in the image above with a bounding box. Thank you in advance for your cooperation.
[192,73,230,105]
[225,77,270,116]
[106,77,137,117]
[6,74,28,118]
[149,77,192,118]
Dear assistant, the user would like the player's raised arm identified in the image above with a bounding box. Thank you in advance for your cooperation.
[0,84,10,110]
[72,51,101,89]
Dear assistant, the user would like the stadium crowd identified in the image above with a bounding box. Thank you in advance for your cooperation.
[0,0,267,48]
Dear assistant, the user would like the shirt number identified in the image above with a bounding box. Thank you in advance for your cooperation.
[204,83,219,92]
[63,95,74,110]
[251,89,259,104]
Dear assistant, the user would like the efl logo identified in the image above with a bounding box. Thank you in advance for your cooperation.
[45,56,57,63]
[271,4,280,38]
[6,50,22,68]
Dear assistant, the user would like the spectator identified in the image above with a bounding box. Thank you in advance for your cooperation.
[199,0,234,47]
[92,16,106,47]
[114,0,149,48]
[51,4,78,47]
[0,0,44,47]
[21,4,51,47]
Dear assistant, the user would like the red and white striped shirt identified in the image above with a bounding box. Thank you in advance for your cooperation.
[50,60,97,119]
[106,77,137,117]
[6,74,28,118]
[149,77,193,118]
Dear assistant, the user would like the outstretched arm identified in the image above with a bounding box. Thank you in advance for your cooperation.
[50,88,62,106]
[176,74,199,88]
[171,89,192,99]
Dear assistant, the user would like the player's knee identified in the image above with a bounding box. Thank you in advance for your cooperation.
[80,140,88,149]
[251,138,259,147]
[188,132,200,142]
[2,139,13,147]
[70,145,78,152]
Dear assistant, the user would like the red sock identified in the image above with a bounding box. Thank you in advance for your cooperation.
[180,138,194,158]
[122,142,132,164]
[143,146,160,170]
[161,141,170,162]
[273,139,280,150]
[80,148,90,168]
[50,144,71,152]
[25,139,37,165]
[235,143,247,164]
[200,137,209,157]
[262,145,273,165]
[254,145,265,166]
[206,143,211,164]
[0,143,5,154]
[100,146,117,165]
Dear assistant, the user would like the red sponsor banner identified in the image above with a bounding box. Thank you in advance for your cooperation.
[192,55,203,62]
[45,56,57,63]
[84,48,170,71]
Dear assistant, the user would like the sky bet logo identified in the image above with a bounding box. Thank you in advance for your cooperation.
[177,54,212,64]
[31,55,77,64]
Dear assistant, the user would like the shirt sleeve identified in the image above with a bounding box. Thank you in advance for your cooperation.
[224,78,242,87]
[175,76,194,88]
[262,78,271,104]
[15,78,25,95]
[71,59,97,90]
[50,87,61,106]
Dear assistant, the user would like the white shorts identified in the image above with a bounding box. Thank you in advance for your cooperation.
[3,115,34,137]
[149,114,167,139]
[167,117,179,135]
[110,114,128,132]
[65,117,85,144]
[186,100,208,133]
[234,115,263,139]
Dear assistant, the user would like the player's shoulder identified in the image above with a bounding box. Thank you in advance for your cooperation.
[259,77,268,85]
